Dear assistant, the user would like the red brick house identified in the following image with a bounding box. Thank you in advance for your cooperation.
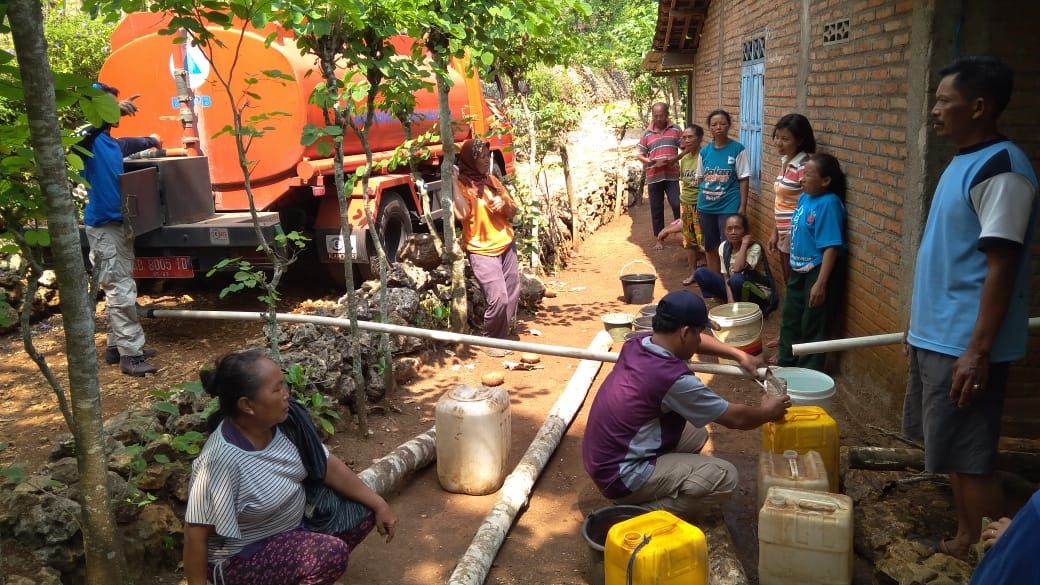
[643,0,1040,436]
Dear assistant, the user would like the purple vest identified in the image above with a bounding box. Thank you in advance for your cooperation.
[582,334,692,498]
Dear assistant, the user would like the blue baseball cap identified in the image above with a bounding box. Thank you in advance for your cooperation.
[655,291,720,330]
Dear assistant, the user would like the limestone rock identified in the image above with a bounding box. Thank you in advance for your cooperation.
[875,538,973,584]
[15,492,81,545]
[43,457,80,485]
[519,271,546,310]
[165,412,208,436]
[384,264,416,289]
[385,288,420,323]
[393,356,421,385]
[50,433,122,461]
[103,405,163,445]
[398,234,441,270]
[135,464,172,491]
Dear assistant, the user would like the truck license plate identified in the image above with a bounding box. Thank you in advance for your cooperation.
[133,256,193,279]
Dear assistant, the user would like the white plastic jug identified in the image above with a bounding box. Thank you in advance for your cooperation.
[758,487,853,585]
[435,384,511,495]
[757,450,831,508]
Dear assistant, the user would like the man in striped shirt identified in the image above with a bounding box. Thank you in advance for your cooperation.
[638,103,683,237]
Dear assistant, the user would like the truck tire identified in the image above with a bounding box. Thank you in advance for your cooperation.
[360,192,413,281]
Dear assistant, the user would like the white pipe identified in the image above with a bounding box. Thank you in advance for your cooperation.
[447,331,613,585]
[792,317,1040,356]
[148,309,762,379]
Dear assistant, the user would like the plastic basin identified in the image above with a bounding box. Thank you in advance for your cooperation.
[773,367,836,412]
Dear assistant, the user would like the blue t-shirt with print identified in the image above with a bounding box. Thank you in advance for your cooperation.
[698,141,745,214]
[789,192,845,272]
[83,132,127,228]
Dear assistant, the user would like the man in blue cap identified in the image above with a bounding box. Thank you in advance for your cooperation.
[582,290,790,518]
[80,82,162,376]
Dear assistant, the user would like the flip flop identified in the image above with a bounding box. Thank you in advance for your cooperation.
[681,275,696,286]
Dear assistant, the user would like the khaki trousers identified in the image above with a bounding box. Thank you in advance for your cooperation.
[616,424,738,519]
[86,223,145,356]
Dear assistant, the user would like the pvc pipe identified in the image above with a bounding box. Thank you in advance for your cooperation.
[148,308,762,379]
[447,331,613,585]
[792,316,1040,356]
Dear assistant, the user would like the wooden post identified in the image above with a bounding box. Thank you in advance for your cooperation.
[848,446,1040,476]
[447,332,613,585]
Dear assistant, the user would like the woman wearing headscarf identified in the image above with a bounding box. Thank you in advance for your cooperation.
[451,139,520,357]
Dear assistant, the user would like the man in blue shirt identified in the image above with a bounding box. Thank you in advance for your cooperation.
[81,83,162,376]
[903,56,1038,559]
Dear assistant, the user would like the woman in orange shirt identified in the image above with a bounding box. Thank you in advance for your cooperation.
[452,139,520,357]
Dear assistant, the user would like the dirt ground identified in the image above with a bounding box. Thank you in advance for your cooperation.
[0,193,860,584]
[0,111,963,584]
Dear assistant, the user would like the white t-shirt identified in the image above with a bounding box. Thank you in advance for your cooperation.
[185,422,307,563]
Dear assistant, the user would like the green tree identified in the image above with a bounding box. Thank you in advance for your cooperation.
[4,0,130,581]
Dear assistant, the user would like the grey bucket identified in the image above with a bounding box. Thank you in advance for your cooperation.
[619,260,657,304]
[638,304,658,317]
[581,505,650,585]
[633,315,654,332]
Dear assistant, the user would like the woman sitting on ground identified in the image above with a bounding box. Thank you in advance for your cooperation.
[183,349,396,585]
[693,213,776,315]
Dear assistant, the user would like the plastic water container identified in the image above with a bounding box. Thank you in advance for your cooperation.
[762,406,840,491]
[772,367,836,412]
[604,510,708,585]
[709,302,764,360]
[757,449,831,508]
[758,487,854,585]
[435,384,511,495]
[582,505,650,585]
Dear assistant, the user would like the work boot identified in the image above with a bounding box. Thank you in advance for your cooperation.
[105,346,158,365]
[120,355,158,377]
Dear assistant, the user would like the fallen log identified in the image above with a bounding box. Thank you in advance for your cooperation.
[704,520,749,585]
[848,446,1040,478]
[358,426,437,497]
[447,331,613,585]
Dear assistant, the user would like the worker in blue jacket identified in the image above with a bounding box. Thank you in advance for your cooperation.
[80,82,161,376]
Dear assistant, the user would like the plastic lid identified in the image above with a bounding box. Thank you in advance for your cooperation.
[447,384,492,402]
[768,493,787,507]
[783,450,798,459]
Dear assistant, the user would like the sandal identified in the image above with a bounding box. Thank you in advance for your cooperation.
[681,275,696,286]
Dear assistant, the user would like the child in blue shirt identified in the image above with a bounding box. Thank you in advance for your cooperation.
[775,153,847,370]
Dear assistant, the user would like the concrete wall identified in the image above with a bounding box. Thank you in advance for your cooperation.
[684,0,1040,436]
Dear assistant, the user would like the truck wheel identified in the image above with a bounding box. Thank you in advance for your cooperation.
[361,193,413,280]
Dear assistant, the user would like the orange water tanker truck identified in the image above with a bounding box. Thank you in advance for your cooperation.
[97,12,514,283]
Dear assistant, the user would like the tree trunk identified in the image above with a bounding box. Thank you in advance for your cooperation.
[848,446,1040,477]
[358,427,437,496]
[317,45,367,436]
[704,520,750,585]
[7,1,129,581]
[357,99,396,401]
[560,145,577,251]
[518,93,540,273]
[432,51,468,333]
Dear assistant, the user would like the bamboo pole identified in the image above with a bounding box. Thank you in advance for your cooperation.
[447,331,613,585]
[792,317,1040,356]
[149,309,763,379]
[358,426,437,497]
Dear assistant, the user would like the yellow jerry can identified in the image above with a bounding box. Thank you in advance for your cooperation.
[604,510,707,585]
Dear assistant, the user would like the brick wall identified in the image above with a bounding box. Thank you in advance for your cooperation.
[986,0,1040,437]
[682,0,1040,435]
[689,0,914,420]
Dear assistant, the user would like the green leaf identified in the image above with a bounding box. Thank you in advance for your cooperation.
[154,402,179,415]
[318,417,335,435]
[153,453,171,465]
[0,465,26,485]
